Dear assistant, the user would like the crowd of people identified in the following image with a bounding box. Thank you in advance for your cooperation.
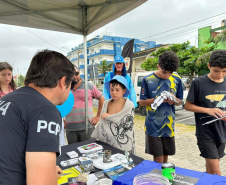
[0,49,226,184]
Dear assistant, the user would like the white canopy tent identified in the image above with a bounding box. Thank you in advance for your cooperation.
[0,0,147,139]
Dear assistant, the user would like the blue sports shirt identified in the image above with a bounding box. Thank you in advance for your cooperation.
[140,72,183,137]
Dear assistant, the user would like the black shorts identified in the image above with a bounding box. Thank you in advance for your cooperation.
[197,138,225,159]
[145,134,175,156]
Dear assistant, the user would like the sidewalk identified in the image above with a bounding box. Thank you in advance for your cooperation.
[133,120,226,176]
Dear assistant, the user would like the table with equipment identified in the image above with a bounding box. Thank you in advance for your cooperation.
[113,160,226,185]
[57,139,144,171]
[57,139,226,185]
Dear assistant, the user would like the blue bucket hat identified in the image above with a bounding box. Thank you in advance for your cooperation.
[105,75,130,97]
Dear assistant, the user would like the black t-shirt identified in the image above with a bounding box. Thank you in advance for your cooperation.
[187,75,226,142]
[0,86,61,185]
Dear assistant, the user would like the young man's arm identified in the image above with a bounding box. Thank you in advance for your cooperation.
[168,93,182,106]
[96,95,105,116]
[174,98,182,106]
[139,98,155,106]
[26,152,58,185]
[91,95,105,125]
[185,100,225,119]
[140,95,181,106]
[101,112,111,119]
[90,83,105,125]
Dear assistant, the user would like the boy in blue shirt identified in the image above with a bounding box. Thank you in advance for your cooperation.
[140,51,183,163]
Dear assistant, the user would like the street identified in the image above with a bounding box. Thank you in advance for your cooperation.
[175,109,195,125]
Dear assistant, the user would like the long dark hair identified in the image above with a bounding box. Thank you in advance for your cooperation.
[0,62,16,93]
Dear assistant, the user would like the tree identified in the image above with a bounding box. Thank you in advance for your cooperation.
[98,60,113,76]
[196,31,226,67]
[16,75,25,87]
[214,29,226,47]
[141,41,216,85]
[196,51,212,72]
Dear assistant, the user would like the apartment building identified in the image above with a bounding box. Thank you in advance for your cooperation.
[67,35,160,80]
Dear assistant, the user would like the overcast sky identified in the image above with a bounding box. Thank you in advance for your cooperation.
[0,0,226,76]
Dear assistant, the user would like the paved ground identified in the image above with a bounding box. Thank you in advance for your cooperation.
[133,110,226,176]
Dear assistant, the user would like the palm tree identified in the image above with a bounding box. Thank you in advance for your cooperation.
[98,60,112,76]
[196,30,226,70]
[196,51,212,65]
[214,29,226,47]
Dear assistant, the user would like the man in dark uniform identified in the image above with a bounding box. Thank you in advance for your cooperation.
[0,50,75,185]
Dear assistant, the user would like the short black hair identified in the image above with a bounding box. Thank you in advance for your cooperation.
[158,51,179,73]
[209,50,226,68]
[110,79,126,90]
[25,50,75,88]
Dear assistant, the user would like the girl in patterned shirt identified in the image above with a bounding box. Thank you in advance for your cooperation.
[0,62,16,97]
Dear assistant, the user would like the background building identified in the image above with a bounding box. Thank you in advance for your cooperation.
[67,35,160,81]
[132,44,169,73]
[198,20,226,49]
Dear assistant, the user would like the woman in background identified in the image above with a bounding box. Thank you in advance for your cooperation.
[0,62,16,97]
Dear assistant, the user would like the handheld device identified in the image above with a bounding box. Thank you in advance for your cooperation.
[67,151,79,158]
[60,158,79,167]
[151,91,179,110]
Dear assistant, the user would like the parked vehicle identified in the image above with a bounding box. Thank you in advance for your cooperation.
[132,72,188,116]
[182,76,197,87]
[132,72,152,116]
[181,77,190,87]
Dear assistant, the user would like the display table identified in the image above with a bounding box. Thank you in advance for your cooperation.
[57,139,144,170]
[113,160,226,185]
[57,140,226,185]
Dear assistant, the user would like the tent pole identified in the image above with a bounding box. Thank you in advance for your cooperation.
[83,35,89,140]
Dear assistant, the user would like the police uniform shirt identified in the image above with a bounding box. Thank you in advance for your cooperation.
[0,86,61,185]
